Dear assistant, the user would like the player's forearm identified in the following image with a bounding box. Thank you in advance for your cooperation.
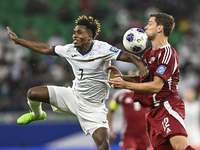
[124,81,161,93]
[135,58,146,70]
[122,75,140,83]
[16,38,51,54]
[119,52,145,69]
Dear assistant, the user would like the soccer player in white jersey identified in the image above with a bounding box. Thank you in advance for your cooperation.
[108,13,196,150]
[7,15,149,150]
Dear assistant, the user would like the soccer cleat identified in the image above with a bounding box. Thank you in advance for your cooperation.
[17,111,47,125]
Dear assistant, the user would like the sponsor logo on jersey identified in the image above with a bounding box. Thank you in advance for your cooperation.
[156,65,167,75]
[109,47,119,53]
[71,54,77,57]
[148,57,155,64]
[102,121,107,124]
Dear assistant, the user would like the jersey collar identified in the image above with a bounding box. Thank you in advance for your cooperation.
[160,43,170,49]
[77,42,94,55]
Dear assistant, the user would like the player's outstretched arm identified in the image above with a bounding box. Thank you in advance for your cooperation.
[118,52,149,78]
[107,66,123,78]
[107,66,140,83]
[7,27,56,56]
[108,75,164,93]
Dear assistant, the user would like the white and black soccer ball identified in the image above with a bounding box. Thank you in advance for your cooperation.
[123,28,148,53]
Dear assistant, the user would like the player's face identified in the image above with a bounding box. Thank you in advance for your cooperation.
[72,25,92,49]
[144,17,157,41]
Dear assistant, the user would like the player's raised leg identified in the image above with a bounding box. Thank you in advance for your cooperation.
[92,127,110,150]
[17,86,50,125]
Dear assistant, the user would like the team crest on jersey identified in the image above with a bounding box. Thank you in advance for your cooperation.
[156,65,167,75]
[148,57,155,64]
[109,46,119,53]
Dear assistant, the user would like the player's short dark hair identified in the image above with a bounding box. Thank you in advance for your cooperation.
[150,13,175,37]
[75,15,100,39]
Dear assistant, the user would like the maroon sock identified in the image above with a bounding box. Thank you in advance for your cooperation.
[185,145,196,150]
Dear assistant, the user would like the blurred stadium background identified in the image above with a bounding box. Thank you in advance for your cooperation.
[0,0,200,149]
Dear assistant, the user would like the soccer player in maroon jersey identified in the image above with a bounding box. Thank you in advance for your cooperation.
[107,13,195,150]
[108,89,152,150]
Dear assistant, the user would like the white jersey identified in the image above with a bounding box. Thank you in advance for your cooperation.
[53,40,122,104]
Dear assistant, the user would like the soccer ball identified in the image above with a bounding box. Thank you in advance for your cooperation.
[123,28,148,53]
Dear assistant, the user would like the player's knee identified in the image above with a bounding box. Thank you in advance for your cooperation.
[97,139,110,150]
[93,135,110,150]
[27,87,37,99]
[92,128,110,150]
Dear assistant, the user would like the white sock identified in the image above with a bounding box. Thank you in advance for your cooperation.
[27,98,43,118]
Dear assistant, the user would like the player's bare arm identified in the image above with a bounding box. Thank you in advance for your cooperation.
[119,52,149,78]
[107,66,140,83]
[108,75,165,93]
[7,27,56,56]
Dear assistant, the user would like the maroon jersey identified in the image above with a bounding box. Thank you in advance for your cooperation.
[133,44,187,149]
[112,89,149,139]
[134,44,180,107]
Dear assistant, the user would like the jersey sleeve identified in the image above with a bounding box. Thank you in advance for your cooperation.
[98,42,122,61]
[154,46,176,82]
[53,44,71,57]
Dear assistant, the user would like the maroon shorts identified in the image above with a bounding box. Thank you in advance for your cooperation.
[119,135,151,150]
[146,100,187,149]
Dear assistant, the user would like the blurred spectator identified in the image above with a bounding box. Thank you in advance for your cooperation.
[116,8,131,31]
[88,1,107,20]
[25,0,40,14]
[47,30,66,46]
[44,31,67,66]
[108,0,123,13]
[78,0,92,15]
[48,62,67,85]
[25,0,49,15]
[39,0,49,13]
[22,23,41,41]
[178,69,199,98]
[55,4,73,23]
[0,22,10,42]
[183,88,200,150]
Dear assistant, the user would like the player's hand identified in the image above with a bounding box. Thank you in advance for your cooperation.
[139,67,149,78]
[107,65,123,77]
[7,27,18,44]
[107,77,126,89]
